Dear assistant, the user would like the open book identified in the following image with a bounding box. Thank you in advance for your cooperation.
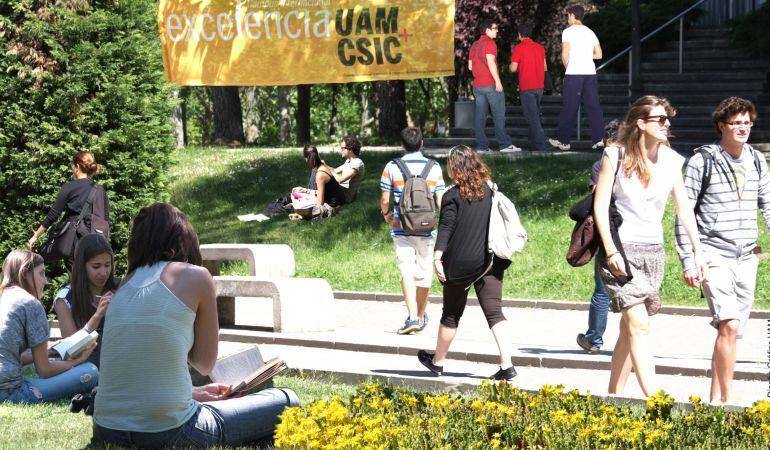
[209,346,287,396]
[51,329,98,361]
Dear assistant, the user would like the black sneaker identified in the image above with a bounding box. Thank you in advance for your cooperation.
[489,365,517,381]
[417,350,443,376]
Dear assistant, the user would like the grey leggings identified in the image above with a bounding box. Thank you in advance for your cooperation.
[440,265,506,329]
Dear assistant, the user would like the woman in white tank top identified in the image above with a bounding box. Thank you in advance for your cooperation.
[92,204,299,448]
[593,96,707,398]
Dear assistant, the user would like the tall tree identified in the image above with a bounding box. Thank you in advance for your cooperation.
[208,87,245,145]
[376,80,407,140]
[278,86,292,144]
[296,84,311,145]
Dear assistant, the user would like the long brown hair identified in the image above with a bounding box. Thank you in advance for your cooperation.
[126,203,202,274]
[0,250,44,298]
[70,234,117,328]
[616,95,675,187]
[446,145,491,201]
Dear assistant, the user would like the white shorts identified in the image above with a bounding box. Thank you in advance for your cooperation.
[393,235,434,288]
[701,250,758,339]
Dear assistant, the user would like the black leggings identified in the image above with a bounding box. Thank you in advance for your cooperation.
[440,265,506,329]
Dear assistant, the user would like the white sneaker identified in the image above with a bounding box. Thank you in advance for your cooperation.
[548,138,570,151]
[500,145,523,153]
[592,141,605,150]
[475,148,491,154]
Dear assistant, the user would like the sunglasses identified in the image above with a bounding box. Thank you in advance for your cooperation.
[643,115,671,125]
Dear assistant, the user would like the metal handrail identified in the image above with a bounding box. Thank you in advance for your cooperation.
[596,0,708,72]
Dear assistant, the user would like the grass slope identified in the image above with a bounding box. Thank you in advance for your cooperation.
[169,147,769,308]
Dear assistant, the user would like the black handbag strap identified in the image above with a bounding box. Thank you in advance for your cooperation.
[75,184,98,226]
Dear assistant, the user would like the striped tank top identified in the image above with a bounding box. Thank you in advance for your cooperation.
[93,262,197,432]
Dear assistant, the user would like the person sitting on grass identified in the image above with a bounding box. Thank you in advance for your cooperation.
[92,203,299,448]
[52,234,119,368]
[0,250,98,404]
[333,135,366,204]
[289,145,348,220]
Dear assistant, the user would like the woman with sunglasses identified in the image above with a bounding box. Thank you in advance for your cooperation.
[594,95,706,397]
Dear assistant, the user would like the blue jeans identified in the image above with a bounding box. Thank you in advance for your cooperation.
[473,86,512,150]
[0,362,98,403]
[92,387,300,448]
[584,261,609,348]
[519,89,546,151]
[557,75,605,144]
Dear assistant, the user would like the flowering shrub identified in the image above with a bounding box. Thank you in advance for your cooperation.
[275,382,770,449]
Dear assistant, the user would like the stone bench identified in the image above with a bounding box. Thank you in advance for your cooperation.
[201,244,295,278]
[213,276,335,333]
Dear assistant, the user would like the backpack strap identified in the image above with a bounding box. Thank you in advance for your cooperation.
[418,159,436,179]
[747,144,765,178]
[693,145,716,214]
[76,184,99,226]
[393,158,413,180]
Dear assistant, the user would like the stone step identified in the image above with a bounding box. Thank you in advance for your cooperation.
[641,60,770,71]
[678,28,728,39]
[488,116,726,128]
[663,38,731,50]
[599,81,765,93]
[598,71,769,83]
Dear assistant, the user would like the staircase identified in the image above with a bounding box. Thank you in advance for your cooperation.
[425,27,770,155]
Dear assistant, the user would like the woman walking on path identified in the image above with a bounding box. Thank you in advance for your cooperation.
[27,151,109,270]
[93,203,299,448]
[417,145,517,380]
[594,96,706,397]
[0,250,98,404]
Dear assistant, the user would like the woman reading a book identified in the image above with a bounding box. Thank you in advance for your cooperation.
[53,233,119,368]
[288,145,347,220]
[93,203,299,448]
[0,250,98,403]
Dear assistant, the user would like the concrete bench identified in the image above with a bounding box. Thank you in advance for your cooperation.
[213,276,335,333]
[201,244,295,278]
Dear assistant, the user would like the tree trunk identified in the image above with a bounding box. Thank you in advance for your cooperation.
[242,87,259,144]
[376,80,407,140]
[360,83,376,137]
[170,89,185,148]
[278,86,292,145]
[328,84,339,138]
[296,84,311,145]
[208,86,245,145]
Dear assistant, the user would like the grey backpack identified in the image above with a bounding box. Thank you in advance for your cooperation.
[394,158,437,234]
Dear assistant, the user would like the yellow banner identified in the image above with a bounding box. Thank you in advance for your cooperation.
[157,0,455,86]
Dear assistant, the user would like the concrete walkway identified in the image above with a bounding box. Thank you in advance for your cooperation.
[221,295,769,407]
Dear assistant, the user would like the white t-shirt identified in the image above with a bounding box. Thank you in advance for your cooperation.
[604,145,685,244]
[562,25,599,75]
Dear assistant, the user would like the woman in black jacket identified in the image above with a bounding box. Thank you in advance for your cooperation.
[417,145,517,381]
[27,151,109,270]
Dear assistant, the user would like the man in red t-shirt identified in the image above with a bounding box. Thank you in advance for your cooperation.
[510,22,547,151]
[469,19,519,153]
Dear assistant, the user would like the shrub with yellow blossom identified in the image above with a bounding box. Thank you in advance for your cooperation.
[274,381,770,449]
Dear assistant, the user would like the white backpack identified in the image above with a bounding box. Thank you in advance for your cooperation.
[487,181,527,259]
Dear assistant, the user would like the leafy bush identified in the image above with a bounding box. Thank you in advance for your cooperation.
[275,381,770,449]
[727,3,770,57]
[0,0,175,303]
[585,0,703,72]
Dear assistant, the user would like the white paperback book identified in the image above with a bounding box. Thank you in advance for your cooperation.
[51,329,98,360]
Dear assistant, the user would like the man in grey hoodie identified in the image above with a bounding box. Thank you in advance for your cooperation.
[675,97,770,406]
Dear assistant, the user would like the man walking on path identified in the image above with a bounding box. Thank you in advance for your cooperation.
[380,128,446,334]
[470,19,521,153]
[675,97,770,405]
[548,4,604,151]
[510,22,547,152]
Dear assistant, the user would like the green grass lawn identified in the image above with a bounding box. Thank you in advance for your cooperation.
[169,147,770,308]
[0,374,356,450]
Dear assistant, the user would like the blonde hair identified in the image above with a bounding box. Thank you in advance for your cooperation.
[616,95,675,187]
[0,250,44,298]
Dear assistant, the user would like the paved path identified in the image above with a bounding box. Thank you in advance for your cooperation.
[221,296,770,407]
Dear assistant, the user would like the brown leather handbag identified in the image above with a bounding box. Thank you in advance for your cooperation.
[566,195,599,267]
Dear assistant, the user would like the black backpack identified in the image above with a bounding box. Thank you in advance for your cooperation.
[394,158,437,234]
[693,144,765,213]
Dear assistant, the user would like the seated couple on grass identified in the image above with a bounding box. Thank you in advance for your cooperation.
[91,203,298,448]
[287,136,365,220]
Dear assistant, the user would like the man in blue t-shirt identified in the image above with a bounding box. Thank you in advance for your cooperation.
[380,128,445,334]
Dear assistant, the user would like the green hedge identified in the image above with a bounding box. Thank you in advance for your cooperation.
[727,3,770,57]
[0,0,174,303]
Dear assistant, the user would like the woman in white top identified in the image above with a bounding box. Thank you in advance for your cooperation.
[594,95,706,397]
[93,203,299,448]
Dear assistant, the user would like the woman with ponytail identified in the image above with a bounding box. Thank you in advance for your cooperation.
[593,96,706,397]
[27,151,110,269]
